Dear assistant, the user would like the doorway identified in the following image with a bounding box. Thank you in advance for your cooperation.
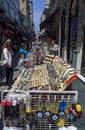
[67,0,78,63]
[60,10,66,57]
[81,27,85,77]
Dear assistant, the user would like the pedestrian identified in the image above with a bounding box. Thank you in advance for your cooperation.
[2,39,13,86]
[18,43,28,72]
[19,43,27,59]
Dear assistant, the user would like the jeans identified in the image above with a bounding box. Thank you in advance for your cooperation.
[5,67,13,85]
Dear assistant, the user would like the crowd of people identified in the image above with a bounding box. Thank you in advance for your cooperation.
[0,37,59,87]
[0,38,28,87]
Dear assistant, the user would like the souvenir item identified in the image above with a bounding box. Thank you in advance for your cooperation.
[65,112,74,120]
[58,126,67,130]
[65,101,75,121]
[50,113,59,122]
[36,111,44,118]
[26,107,36,121]
[1,99,7,107]
[4,102,11,118]
[59,100,66,112]
[12,99,17,106]
[57,118,66,127]
[75,103,82,113]
[36,100,43,109]
[44,99,51,117]
[26,112,35,121]
[36,96,44,118]
[65,101,71,114]
[6,99,12,107]
[67,125,78,130]
[50,101,58,113]
[44,110,51,117]
[50,101,59,122]
[72,103,82,118]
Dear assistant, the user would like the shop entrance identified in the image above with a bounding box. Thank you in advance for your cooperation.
[67,0,78,63]
[81,27,85,77]
[60,10,66,57]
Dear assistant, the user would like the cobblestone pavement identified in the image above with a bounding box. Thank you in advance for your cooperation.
[72,78,85,130]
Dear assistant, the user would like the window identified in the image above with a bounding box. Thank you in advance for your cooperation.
[21,8,24,14]
[22,0,25,3]
[3,0,9,11]
[15,2,19,9]
[11,8,15,18]
[0,1,2,8]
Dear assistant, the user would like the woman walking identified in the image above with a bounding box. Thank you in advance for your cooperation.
[2,39,13,86]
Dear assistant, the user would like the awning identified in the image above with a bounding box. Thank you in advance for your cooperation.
[40,8,59,30]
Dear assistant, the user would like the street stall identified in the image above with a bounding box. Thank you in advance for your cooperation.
[0,45,82,130]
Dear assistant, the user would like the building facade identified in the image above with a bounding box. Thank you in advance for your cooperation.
[40,0,85,78]
[29,0,34,31]
[59,0,85,78]
[19,0,34,32]
[0,0,21,57]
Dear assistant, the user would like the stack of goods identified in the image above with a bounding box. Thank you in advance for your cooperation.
[50,56,76,91]
[11,64,50,91]
[22,58,34,68]
[11,67,34,91]
[28,64,50,90]
[43,54,55,64]
[33,46,44,65]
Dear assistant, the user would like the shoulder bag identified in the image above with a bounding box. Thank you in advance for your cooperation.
[0,53,8,67]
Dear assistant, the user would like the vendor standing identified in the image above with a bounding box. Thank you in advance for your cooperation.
[50,40,59,55]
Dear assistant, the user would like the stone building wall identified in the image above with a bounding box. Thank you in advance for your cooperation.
[57,0,85,75]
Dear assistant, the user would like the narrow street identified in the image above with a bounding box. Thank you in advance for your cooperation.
[72,79,85,130]
[0,0,85,130]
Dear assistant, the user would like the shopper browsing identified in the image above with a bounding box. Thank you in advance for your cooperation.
[2,39,13,86]
[18,43,28,72]
[19,43,27,59]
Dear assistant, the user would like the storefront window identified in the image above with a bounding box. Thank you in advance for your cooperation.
[22,0,25,3]
[21,8,24,14]
[3,0,9,11]
[11,8,15,18]
[0,0,2,8]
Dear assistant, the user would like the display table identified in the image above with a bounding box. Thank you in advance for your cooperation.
[1,54,82,130]
[11,64,50,91]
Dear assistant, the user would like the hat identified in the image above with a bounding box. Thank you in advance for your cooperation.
[6,39,11,43]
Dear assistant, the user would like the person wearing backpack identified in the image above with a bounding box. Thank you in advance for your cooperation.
[2,39,13,86]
